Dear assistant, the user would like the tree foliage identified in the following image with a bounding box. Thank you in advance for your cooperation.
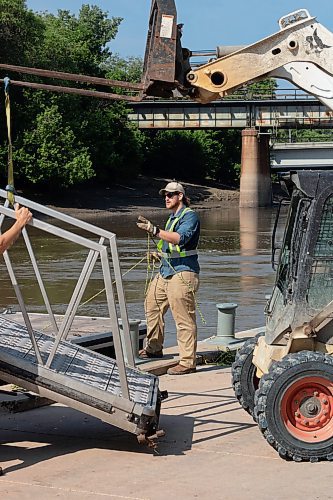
[77,101,146,182]
[0,0,44,65]
[277,128,333,143]
[37,6,122,74]
[105,55,143,84]
[0,2,143,189]
[244,78,277,99]
[14,105,94,187]
[143,129,241,185]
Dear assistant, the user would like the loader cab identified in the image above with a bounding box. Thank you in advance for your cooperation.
[265,171,333,345]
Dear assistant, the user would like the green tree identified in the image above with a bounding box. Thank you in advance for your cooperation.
[103,55,143,94]
[0,0,45,183]
[25,6,146,184]
[237,78,277,100]
[144,130,208,181]
[209,130,242,184]
[247,78,277,98]
[277,128,333,143]
[0,0,44,66]
[37,6,122,74]
[143,129,241,185]
[0,3,147,188]
[14,105,94,187]
[78,101,145,182]
[105,55,143,82]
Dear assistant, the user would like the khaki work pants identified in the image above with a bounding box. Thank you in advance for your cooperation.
[144,271,199,369]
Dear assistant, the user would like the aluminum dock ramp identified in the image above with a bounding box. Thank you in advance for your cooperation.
[0,190,164,445]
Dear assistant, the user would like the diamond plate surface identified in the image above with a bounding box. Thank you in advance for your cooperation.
[0,316,157,406]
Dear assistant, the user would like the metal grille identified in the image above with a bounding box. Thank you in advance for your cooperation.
[308,195,333,309]
[0,316,157,406]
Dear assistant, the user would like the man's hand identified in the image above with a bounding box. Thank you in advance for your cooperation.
[148,251,161,264]
[0,204,32,255]
[15,204,32,224]
[15,204,32,229]
[137,216,160,237]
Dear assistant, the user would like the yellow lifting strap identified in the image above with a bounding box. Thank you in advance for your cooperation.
[4,77,15,206]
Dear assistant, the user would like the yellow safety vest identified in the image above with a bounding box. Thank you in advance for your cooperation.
[157,207,198,258]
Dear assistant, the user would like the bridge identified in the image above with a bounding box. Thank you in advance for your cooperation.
[271,142,333,171]
[128,92,333,130]
[127,90,333,207]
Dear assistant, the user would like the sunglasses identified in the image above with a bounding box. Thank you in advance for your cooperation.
[165,192,179,199]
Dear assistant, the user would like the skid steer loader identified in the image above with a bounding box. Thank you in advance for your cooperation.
[232,171,333,462]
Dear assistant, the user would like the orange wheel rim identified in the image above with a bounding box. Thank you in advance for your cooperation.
[281,376,333,443]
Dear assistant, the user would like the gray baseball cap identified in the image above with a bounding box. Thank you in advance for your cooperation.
[159,181,185,196]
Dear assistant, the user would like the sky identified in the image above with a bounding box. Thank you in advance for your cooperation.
[26,0,333,59]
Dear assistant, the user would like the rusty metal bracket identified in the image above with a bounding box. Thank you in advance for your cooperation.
[137,429,166,449]
[142,0,191,98]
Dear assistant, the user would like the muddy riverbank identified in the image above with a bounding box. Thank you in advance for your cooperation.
[25,176,240,218]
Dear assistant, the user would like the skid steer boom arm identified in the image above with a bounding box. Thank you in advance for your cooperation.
[185,9,333,109]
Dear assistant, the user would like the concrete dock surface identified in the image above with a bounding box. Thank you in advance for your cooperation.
[0,364,332,500]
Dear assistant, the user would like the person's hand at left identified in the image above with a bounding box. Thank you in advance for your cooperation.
[15,204,32,229]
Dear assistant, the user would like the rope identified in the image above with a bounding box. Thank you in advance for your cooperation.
[80,254,146,308]
[40,254,147,332]
[81,233,207,324]
[41,233,206,333]
[144,232,157,296]
[4,77,15,207]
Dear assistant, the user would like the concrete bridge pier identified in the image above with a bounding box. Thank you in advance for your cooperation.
[239,129,272,208]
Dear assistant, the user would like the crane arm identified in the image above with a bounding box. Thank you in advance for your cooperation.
[2,4,333,109]
[185,9,333,111]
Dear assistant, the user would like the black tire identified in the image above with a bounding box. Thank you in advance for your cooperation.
[231,332,264,417]
[254,351,333,462]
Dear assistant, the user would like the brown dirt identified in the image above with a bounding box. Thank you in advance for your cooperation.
[30,176,240,218]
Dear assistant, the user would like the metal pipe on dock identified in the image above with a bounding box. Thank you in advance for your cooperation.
[216,303,238,339]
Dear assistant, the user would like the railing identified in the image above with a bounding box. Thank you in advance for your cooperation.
[0,190,133,399]
[138,88,319,103]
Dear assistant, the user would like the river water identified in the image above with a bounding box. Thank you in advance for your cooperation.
[0,206,284,347]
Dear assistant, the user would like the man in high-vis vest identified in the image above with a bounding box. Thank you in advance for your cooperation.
[136,181,200,375]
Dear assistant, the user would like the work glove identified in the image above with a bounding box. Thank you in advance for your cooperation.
[137,216,160,237]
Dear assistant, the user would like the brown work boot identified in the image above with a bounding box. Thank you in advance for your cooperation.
[138,348,163,359]
[167,364,196,375]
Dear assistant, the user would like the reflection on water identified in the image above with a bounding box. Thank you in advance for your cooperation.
[0,207,281,347]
